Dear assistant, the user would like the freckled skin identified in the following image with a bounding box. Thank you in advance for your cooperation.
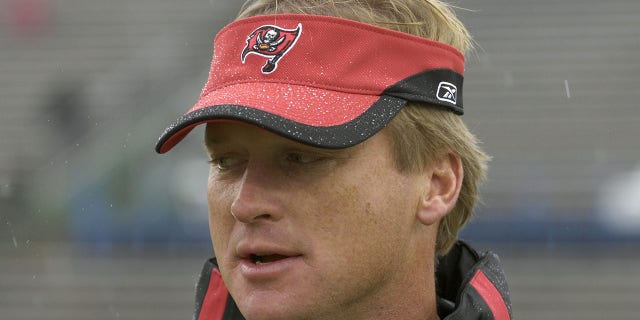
[205,123,440,320]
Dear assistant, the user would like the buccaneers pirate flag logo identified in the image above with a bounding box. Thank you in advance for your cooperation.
[241,23,302,74]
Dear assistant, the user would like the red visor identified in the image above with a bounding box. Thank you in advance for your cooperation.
[156,14,465,153]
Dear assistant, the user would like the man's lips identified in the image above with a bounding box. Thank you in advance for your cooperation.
[236,242,302,261]
[238,250,303,264]
[250,253,290,264]
[236,243,304,279]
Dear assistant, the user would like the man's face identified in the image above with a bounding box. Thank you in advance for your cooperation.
[205,123,428,320]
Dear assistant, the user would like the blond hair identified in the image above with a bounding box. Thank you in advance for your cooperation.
[238,0,489,256]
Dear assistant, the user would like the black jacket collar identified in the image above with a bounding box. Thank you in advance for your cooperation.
[193,241,512,320]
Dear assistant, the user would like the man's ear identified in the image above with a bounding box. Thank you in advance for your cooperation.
[416,152,463,226]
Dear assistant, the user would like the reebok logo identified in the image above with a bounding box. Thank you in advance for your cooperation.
[436,82,457,105]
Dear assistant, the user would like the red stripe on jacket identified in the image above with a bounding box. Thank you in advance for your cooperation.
[470,270,510,320]
[198,269,229,320]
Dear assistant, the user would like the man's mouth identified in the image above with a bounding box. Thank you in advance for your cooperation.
[238,248,303,279]
[251,253,289,265]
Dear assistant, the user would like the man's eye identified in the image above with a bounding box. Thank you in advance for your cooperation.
[209,156,241,170]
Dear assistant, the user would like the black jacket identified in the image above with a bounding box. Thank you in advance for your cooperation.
[192,241,512,320]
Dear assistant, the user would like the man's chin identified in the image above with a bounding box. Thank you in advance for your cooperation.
[235,289,309,320]
[225,257,318,319]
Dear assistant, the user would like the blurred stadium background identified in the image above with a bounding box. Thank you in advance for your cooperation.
[1,0,639,319]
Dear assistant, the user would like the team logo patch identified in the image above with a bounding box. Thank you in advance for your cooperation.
[436,81,458,105]
[241,23,302,74]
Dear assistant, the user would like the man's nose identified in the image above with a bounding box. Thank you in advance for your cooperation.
[230,163,284,224]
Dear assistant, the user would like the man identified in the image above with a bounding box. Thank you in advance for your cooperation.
[156,0,512,319]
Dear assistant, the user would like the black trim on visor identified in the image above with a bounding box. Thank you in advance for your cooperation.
[154,95,407,153]
[385,68,463,115]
